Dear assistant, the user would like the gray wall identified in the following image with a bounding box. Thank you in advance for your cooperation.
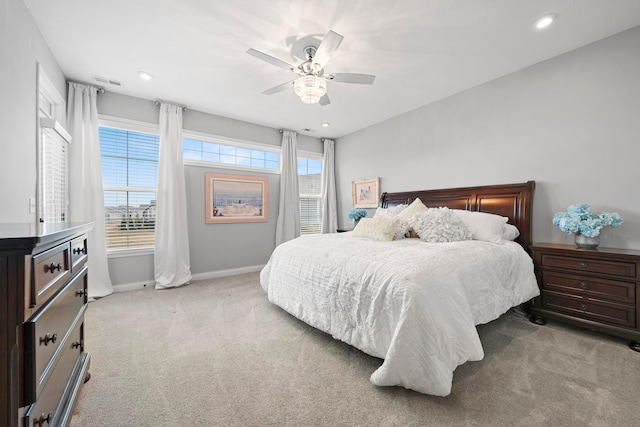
[0,0,66,223]
[7,0,638,287]
[98,92,322,287]
[336,26,640,250]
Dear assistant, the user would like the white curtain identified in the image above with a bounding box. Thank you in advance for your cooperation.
[154,103,192,289]
[67,83,113,298]
[321,139,338,233]
[275,130,300,246]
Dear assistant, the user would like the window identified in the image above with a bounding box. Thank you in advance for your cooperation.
[298,155,323,235]
[183,135,279,172]
[37,65,68,223]
[39,119,70,223]
[100,125,159,250]
[180,132,322,235]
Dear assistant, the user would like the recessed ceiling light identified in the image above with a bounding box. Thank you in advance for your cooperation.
[321,122,330,128]
[138,71,153,80]
[534,13,556,29]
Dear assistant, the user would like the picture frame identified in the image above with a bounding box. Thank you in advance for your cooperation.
[205,173,268,223]
[352,177,380,208]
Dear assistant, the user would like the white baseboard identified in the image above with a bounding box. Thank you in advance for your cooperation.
[112,280,155,293]
[111,265,265,293]
[191,264,264,281]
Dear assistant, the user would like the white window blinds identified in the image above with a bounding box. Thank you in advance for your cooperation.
[100,126,159,249]
[39,118,71,223]
[298,156,323,235]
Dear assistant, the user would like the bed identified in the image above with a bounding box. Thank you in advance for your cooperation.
[260,181,539,396]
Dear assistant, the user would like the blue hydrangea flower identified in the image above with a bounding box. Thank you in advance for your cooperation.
[348,208,368,220]
[553,204,623,237]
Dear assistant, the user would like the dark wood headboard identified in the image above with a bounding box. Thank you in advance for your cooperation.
[379,181,535,251]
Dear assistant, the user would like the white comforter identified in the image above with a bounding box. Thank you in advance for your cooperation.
[260,233,539,396]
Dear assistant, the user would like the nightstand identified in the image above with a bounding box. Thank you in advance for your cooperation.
[530,243,640,351]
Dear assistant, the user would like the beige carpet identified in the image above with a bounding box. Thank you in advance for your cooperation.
[69,272,640,426]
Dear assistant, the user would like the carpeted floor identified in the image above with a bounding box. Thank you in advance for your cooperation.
[69,272,640,426]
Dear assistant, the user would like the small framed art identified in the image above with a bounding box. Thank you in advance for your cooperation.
[205,173,268,223]
[352,177,380,208]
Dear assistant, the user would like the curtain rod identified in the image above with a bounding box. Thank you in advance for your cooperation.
[66,80,104,93]
[279,129,297,135]
[155,100,187,112]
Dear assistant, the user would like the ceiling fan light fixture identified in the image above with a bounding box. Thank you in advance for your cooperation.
[294,74,327,104]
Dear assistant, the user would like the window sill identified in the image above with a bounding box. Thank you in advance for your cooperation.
[107,247,154,259]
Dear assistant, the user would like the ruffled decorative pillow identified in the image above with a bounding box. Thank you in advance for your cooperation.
[413,207,472,243]
[352,217,399,241]
[393,217,413,240]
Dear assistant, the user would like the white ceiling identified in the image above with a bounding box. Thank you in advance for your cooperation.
[23,0,640,138]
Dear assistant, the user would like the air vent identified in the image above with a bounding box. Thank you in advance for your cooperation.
[302,128,316,133]
[92,76,123,87]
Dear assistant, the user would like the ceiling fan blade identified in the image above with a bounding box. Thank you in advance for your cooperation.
[262,80,295,95]
[329,73,376,85]
[246,48,295,71]
[319,94,330,106]
[312,30,344,69]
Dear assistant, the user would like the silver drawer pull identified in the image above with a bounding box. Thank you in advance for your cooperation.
[580,303,587,310]
[579,262,588,268]
[580,282,586,289]
[39,333,57,346]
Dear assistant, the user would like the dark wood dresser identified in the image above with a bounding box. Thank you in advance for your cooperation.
[1,222,93,427]
[530,243,640,351]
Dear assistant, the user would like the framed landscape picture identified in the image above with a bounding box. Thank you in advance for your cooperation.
[352,177,379,208]
[205,173,268,223]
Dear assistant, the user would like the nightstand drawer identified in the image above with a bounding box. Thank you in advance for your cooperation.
[540,254,636,278]
[542,290,635,328]
[541,271,635,304]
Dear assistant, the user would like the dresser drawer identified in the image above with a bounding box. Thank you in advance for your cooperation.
[70,235,88,273]
[24,267,87,401]
[540,254,636,278]
[541,271,635,304]
[30,242,71,312]
[542,290,635,328]
[23,316,85,427]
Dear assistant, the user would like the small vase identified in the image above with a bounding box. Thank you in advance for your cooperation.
[575,233,600,249]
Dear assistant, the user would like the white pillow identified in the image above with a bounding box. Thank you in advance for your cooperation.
[373,204,408,218]
[393,217,413,240]
[397,198,428,218]
[352,217,399,241]
[503,223,520,241]
[452,210,509,243]
[373,204,410,239]
[413,207,472,243]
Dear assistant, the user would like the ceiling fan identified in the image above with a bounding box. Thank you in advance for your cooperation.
[246,30,375,106]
